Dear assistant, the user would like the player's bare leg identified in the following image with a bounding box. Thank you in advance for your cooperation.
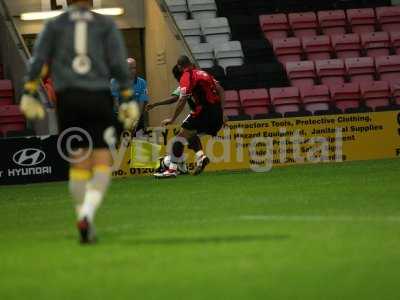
[77,149,112,243]
[69,149,91,217]
[69,148,112,243]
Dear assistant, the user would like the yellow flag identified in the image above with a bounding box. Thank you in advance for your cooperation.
[130,139,162,169]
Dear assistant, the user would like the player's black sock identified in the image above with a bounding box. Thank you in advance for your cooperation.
[188,135,202,152]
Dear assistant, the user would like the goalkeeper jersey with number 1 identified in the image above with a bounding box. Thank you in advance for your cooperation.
[27,5,130,92]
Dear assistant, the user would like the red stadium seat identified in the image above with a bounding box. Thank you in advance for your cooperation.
[259,14,289,43]
[346,8,376,34]
[390,31,400,55]
[0,105,25,134]
[270,86,301,116]
[375,55,400,85]
[361,31,390,58]
[331,33,362,59]
[391,82,400,106]
[318,10,347,36]
[288,12,318,38]
[376,6,400,33]
[272,37,302,64]
[345,57,376,84]
[302,35,332,61]
[224,90,241,117]
[330,83,361,112]
[316,59,346,87]
[300,84,331,114]
[286,61,316,88]
[0,80,14,104]
[360,80,390,110]
[239,88,270,117]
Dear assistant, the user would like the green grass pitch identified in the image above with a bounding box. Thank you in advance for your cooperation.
[1,159,400,300]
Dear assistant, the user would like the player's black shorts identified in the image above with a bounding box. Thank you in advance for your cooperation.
[56,89,115,149]
[182,104,223,136]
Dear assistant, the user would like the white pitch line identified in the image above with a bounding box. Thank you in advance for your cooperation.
[239,215,400,223]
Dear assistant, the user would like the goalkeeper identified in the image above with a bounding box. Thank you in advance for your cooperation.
[20,0,139,244]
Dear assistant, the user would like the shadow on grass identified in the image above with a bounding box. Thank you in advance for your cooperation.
[120,234,289,246]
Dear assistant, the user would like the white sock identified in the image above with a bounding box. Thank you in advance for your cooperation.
[169,162,178,171]
[196,150,205,159]
[77,165,111,222]
[79,189,102,222]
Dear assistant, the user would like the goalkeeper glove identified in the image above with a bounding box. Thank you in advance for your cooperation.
[118,89,140,130]
[20,81,45,120]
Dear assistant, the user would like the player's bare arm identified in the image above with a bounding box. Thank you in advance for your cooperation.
[146,95,179,111]
[162,95,188,126]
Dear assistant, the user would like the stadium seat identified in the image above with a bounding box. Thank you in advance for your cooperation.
[317,10,347,36]
[345,57,376,84]
[259,14,290,43]
[316,59,346,87]
[300,84,331,114]
[375,55,400,85]
[288,12,318,38]
[191,43,215,69]
[286,61,316,88]
[391,82,400,106]
[376,6,400,33]
[6,128,35,138]
[203,65,225,80]
[187,0,217,20]
[0,80,14,105]
[302,35,333,61]
[360,80,391,110]
[225,64,259,89]
[241,39,274,64]
[200,17,231,46]
[270,86,302,116]
[214,41,244,70]
[361,31,390,58]
[390,31,400,55]
[239,88,270,117]
[176,19,202,45]
[223,90,241,117]
[272,37,302,64]
[0,105,25,134]
[229,15,263,41]
[256,62,290,88]
[346,8,376,34]
[330,83,361,112]
[331,33,362,59]
[166,0,188,20]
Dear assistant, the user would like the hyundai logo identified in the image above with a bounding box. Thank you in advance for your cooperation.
[12,148,46,167]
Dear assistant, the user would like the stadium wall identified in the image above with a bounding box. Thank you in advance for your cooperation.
[144,0,191,127]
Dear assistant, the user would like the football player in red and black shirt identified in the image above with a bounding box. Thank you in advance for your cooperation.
[155,55,226,178]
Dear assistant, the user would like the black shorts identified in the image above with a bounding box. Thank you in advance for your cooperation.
[182,104,223,136]
[56,89,116,149]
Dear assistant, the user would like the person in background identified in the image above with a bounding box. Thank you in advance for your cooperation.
[111,58,148,135]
